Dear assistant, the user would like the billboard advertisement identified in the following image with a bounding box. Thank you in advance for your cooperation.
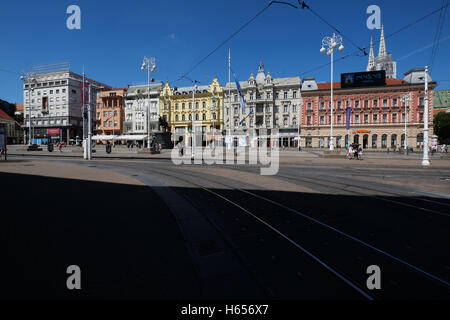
[48,128,60,136]
[341,70,386,88]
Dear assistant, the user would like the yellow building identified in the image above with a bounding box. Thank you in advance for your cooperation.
[160,77,224,145]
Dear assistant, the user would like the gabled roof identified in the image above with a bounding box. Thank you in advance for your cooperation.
[0,109,15,122]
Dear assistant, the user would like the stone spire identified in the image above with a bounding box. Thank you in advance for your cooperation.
[255,61,265,85]
[378,24,386,57]
[367,36,375,71]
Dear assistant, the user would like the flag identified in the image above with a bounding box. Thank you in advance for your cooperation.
[234,74,246,114]
[345,106,352,130]
[79,82,90,108]
[239,108,253,126]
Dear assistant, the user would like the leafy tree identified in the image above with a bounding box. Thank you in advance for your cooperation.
[14,113,24,124]
[434,111,450,144]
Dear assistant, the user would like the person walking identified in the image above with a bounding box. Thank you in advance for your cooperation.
[358,147,363,160]
[347,145,353,160]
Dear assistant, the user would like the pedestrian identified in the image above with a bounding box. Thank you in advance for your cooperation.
[347,145,353,159]
[58,143,63,152]
[358,147,363,160]
[445,144,448,153]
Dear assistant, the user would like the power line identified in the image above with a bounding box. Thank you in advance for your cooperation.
[175,2,274,83]
[429,0,448,72]
[300,1,450,77]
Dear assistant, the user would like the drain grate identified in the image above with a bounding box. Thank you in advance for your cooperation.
[196,238,222,257]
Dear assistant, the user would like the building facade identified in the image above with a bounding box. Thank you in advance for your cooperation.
[300,69,436,150]
[124,83,163,144]
[223,62,302,147]
[0,109,23,144]
[94,88,126,143]
[160,77,224,146]
[21,67,109,144]
[433,89,450,115]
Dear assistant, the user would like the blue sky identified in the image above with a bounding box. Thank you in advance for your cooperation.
[1,0,449,103]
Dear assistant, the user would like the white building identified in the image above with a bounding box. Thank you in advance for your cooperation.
[22,63,109,144]
[124,83,163,141]
[224,62,302,147]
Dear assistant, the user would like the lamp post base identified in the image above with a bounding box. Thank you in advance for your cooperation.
[421,159,430,166]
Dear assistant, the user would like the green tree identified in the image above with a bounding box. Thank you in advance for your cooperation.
[434,111,450,144]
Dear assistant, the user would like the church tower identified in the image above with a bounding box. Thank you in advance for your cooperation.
[366,37,375,71]
[367,24,397,78]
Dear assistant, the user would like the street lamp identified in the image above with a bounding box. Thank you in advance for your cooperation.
[422,66,430,166]
[141,56,157,149]
[320,33,344,151]
[400,93,412,154]
[20,73,37,146]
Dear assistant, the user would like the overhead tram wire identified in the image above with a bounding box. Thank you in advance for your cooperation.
[429,0,449,72]
[298,1,367,56]
[300,1,450,77]
[175,1,276,83]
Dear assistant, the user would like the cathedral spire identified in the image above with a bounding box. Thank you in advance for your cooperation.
[378,24,386,57]
[367,36,375,71]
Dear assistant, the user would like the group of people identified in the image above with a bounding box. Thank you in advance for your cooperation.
[347,144,363,160]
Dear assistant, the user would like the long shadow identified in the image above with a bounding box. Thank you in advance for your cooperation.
[1,172,449,300]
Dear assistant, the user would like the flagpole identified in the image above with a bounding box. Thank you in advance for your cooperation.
[228,48,231,149]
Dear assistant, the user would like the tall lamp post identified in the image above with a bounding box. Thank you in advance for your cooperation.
[400,93,412,153]
[320,33,344,150]
[141,56,157,149]
[20,73,37,146]
[422,66,430,166]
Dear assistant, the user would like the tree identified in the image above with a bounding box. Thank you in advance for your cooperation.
[434,111,450,144]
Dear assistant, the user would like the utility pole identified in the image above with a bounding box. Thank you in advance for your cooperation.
[422,66,430,166]
[87,83,92,160]
[191,84,197,158]
[228,49,231,149]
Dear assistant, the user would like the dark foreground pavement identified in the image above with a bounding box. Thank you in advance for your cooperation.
[0,172,203,299]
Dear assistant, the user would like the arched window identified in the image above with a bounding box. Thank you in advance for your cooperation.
[417,133,423,147]
[212,113,216,120]
[202,114,206,121]
[391,134,397,148]
[182,115,185,121]
[401,134,406,147]
[175,115,179,121]
[372,134,378,148]
[195,114,198,121]
[381,134,387,148]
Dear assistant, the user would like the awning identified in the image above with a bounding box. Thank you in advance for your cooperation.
[92,134,148,140]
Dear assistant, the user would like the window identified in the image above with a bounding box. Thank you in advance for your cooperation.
[189,102,192,109]
[50,90,53,94]
[284,92,288,99]
[195,114,199,120]
[164,104,168,110]
[382,114,387,123]
[355,115,360,124]
[320,102,325,110]
[189,114,192,121]
[284,105,288,113]
[234,107,238,115]
[364,100,369,108]
[383,99,388,108]
[266,92,271,99]
[337,115,342,124]
[234,95,238,102]
[203,102,206,108]
[114,110,117,116]
[266,106,270,113]
[213,113,216,120]
[196,102,199,109]
[373,114,378,122]
[337,101,342,109]
[274,106,279,113]
[182,115,185,121]
[392,113,397,123]
[103,121,107,127]
[373,99,378,108]
[355,100,359,109]
[182,103,185,109]
[250,93,254,100]
[364,114,368,123]
[275,92,279,99]
[419,97,424,106]
[97,112,100,119]
[103,111,107,117]
[108,121,112,127]
[307,102,312,110]
[320,116,324,124]
[114,121,118,127]
[175,115,179,121]
[202,114,206,121]
[293,105,297,113]
[293,91,297,99]
[419,112,424,122]
[393,98,398,107]
[175,103,178,110]
[56,89,60,94]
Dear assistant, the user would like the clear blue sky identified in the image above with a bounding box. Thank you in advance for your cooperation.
[1,0,449,104]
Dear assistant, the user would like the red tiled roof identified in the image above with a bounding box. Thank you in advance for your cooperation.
[0,109,15,121]
[15,104,24,111]
[317,78,406,90]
